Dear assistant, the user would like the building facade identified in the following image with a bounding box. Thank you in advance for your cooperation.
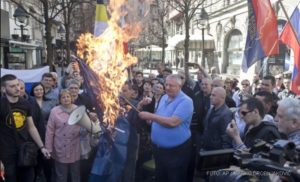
[142,0,299,76]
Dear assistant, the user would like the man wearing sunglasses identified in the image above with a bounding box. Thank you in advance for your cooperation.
[226,98,281,149]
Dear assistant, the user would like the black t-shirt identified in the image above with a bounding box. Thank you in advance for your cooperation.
[0,97,32,158]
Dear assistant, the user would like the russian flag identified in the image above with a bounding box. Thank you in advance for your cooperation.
[1,66,50,93]
[242,0,279,72]
[94,0,108,37]
[280,4,300,95]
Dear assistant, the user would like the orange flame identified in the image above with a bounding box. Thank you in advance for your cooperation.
[77,0,141,127]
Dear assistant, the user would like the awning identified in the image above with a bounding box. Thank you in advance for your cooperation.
[166,34,215,50]
[136,45,162,52]
[9,40,39,50]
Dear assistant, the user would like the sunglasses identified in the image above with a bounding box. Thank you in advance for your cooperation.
[240,110,253,116]
[242,84,249,86]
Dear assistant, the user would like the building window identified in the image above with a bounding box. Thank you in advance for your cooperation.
[227,29,242,65]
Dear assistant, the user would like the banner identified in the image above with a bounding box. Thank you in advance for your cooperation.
[242,0,279,72]
[94,0,109,37]
[1,66,50,92]
[280,3,300,95]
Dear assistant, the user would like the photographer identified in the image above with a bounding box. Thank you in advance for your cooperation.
[275,98,300,146]
[226,98,281,149]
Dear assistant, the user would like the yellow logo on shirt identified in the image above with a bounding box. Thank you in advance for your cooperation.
[6,110,27,129]
[13,112,26,129]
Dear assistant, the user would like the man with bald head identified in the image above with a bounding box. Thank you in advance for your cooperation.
[198,87,233,150]
[212,78,236,108]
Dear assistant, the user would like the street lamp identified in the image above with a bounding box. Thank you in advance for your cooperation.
[58,25,65,75]
[13,6,29,42]
[195,7,209,68]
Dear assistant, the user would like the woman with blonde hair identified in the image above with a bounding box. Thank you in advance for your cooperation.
[45,89,81,182]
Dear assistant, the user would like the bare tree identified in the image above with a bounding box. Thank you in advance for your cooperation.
[164,0,205,76]
[10,0,65,68]
[147,0,169,64]
[61,0,94,64]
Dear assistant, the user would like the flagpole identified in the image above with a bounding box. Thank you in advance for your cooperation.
[278,0,300,45]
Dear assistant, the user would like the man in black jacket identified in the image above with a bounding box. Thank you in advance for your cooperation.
[199,87,233,150]
[226,98,281,149]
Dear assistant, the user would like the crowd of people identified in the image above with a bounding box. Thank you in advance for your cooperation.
[1,60,300,182]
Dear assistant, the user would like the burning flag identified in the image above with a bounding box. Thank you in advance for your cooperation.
[77,0,141,128]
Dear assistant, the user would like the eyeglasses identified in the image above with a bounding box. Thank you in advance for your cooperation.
[242,83,249,86]
[240,110,253,117]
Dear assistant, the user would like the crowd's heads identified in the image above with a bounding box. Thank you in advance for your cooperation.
[239,97,265,124]
[30,82,46,99]
[276,98,300,135]
[261,75,275,93]
[283,78,291,90]
[18,79,26,97]
[210,87,226,107]
[66,79,81,98]
[240,79,250,92]
[163,68,172,79]
[165,74,182,98]
[201,77,212,95]
[275,74,283,87]
[121,81,134,100]
[152,82,165,95]
[41,73,56,90]
[142,80,152,93]
[156,62,165,75]
[134,71,144,85]
[1,74,19,97]
[254,91,273,113]
[59,89,73,105]
[212,77,224,88]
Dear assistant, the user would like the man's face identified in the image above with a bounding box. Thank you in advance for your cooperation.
[19,81,26,97]
[241,80,250,92]
[163,71,171,79]
[275,106,293,134]
[3,79,20,97]
[197,71,204,81]
[165,78,181,98]
[255,95,270,113]
[121,84,133,99]
[41,76,54,89]
[283,79,291,90]
[134,73,143,84]
[157,64,164,74]
[68,84,80,97]
[261,79,273,93]
[239,104,255,125]
[201,79,212,95]
[153,83,164,95]
[210,89,222,106]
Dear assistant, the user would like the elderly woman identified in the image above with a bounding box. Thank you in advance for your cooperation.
[45,90,81,182]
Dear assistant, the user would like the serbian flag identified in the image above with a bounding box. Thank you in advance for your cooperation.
[94,0,108,37]
[280,4,300,95]
[242,0,279,72]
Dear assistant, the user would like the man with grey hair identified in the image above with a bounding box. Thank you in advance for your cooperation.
[275,98,300,146]
[139,74,193,182]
